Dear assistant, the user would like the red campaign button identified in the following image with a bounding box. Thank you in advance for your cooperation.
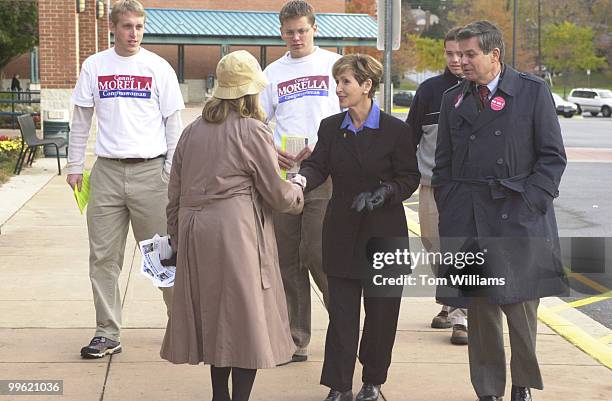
[491,96,505,111]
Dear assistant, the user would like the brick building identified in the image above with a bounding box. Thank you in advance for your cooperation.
[3,0,379,116]
[41,0,346,114]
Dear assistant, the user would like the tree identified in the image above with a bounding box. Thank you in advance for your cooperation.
[542,21,607,76]
[0,0,38,72]
[344,0,418,83]
[417,0,454,40]
[412,35,445,72]
[449,0,537,70]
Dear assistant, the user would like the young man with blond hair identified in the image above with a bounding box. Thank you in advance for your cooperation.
[67,0,184,358]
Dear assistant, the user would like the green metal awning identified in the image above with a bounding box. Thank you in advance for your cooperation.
[138,8,377,47]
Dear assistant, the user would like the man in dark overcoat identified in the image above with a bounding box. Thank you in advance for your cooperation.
[432,20,569,401]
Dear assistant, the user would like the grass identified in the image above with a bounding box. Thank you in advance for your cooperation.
[397,80,419,90]
[0,154,18,185]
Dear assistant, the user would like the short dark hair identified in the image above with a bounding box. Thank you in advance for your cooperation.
[457,20,505,61]
[332,54,383,99]
[444,27,462,45]
[279,0,315,26]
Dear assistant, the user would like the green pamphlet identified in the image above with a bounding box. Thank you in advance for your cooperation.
[73,170,91,214]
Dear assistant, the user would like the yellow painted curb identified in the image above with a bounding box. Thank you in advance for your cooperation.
[566,270,610,294]
[392,107,410,113]
[599,333,612,344]
[546,291,612,313]
[538,306,612,370]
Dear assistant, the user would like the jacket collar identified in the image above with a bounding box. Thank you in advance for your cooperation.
[443,67,462,85]
[496,64,520,97]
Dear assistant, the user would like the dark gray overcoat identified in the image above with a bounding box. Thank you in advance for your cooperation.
[432,66,569,306]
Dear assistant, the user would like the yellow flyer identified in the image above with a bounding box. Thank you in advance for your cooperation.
[73,170,91,214]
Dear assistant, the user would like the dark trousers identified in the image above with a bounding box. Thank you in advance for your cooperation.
[468,298,543,397]
[320,276,401,392]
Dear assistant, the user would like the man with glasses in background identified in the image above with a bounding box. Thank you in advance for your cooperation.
[260,0,340,364]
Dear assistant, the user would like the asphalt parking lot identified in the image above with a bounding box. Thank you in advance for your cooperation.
[393,109,612,331]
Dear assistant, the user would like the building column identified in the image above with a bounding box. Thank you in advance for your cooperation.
[38,0,80,115]
[260,46,267,69]
[98,0,111,50]
[177,45,185,83]
[29,47,40,87]
[79,0,99,65]
[221,44,231,58]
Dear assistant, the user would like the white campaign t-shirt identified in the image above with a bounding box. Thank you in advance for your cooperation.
[71,47,185,159]
[260,47,341,147]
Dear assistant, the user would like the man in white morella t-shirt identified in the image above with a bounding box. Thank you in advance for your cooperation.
[66,0,184,359]
[259,0,341,363]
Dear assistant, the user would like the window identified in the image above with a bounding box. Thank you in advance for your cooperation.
[598,90,612,99]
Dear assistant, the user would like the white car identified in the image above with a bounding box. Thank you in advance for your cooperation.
[567,88,612,117]
[551,93,578,118]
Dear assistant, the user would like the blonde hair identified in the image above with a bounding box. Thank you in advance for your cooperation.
[110,0,146,25]
[332,54,383,99]
[202,94,266,124]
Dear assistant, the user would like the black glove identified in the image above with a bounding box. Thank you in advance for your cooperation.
[351,192,372,212]
[160,252,177,267]
[367,183,394,210]
[351,183,394,212]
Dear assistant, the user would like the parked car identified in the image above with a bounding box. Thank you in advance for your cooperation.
[393,90,415,107]
[567,88,612,117]
[551,93,578,118]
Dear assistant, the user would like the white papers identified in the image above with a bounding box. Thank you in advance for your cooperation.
[281,135,308,179]
[139,234,176,287]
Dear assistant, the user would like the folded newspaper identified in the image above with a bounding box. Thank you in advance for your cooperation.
[138,234,175,287]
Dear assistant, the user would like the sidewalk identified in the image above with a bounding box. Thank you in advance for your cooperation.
[0,110,610,400]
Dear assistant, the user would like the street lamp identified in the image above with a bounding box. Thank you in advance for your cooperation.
[512,0,518,67]
[537,0,542,76]
[76,0,86,13]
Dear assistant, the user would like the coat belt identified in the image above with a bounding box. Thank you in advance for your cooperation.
[179,191,251,209]
[178,188,272,290]
[451,172,530,200]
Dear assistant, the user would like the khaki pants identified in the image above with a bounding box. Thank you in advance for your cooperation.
[468,298,543,397]
[419,184,467,326]
[273,178,331,356]
[87,157,173,342]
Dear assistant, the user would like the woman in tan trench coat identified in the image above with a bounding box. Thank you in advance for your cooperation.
[160,50,304,401]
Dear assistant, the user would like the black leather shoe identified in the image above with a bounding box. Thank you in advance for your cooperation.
[356,383,380,401]
[511,386,532,401]
[477,397,503,401]
[324,389,353,401]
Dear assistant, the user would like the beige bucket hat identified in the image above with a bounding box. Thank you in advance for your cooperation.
[213,50,268,99]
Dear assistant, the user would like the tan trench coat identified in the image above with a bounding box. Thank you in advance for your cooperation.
[160,112,303,369]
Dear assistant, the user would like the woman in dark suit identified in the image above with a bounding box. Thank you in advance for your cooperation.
[295,54,420,401]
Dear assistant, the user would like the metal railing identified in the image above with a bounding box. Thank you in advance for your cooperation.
[0,90,41,129]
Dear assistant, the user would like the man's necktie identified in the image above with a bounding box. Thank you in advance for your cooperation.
[478,85,490,109]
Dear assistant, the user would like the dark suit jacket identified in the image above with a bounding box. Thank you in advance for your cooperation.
[300,110,420,279]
